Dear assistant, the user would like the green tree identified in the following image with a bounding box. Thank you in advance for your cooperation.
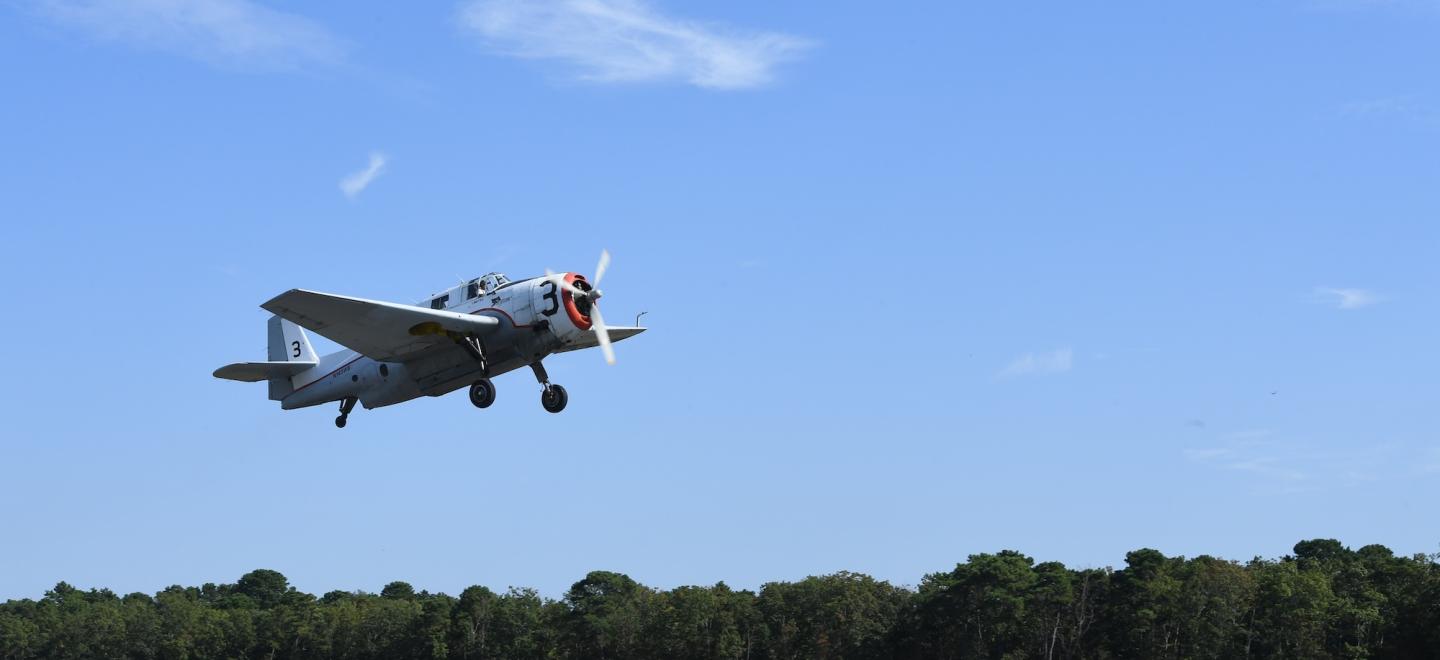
[491,587,556,660]
[1248,558,1337,658]
[1102,548,1185,658]
[1023,560,1074,659]
[1171,556,1254,659]
[1354,545,1440,658]
[559,571,652,660]
[382,582,418,601]
[451,585,497,659]
[235,569,292,610]
[644,582,757,660]
[0,604,44,660]
[908,551,1039,659]
[2,540,1438,660]
[756,571,906,660]
[448,586,551,660]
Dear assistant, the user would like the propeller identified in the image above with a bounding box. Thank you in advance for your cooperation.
[545,249,616,365]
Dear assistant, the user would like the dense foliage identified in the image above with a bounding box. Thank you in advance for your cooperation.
[3,540,1438,659]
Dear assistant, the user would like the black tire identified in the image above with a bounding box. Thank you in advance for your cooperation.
[541,384,568,413]
[335,416,347,428]
[469,379,497,408]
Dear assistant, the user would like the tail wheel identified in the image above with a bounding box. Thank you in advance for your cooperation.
[469,379,497,409]
[335,396,356,429]
[541,384,568,413]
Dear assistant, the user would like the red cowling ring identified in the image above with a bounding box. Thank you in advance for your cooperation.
[562,273,592,331]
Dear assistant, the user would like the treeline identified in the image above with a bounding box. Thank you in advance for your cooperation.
[3,540,1439,659]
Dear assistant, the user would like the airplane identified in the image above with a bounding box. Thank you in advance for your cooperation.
[213,251,644,428]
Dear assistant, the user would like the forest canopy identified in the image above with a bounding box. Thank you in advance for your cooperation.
[3,539,1438,659]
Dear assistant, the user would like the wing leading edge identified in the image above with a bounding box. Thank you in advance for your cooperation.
[554,326,646,354]
[262,289,500,362]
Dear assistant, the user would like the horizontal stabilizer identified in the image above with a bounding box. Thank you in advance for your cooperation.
[213,361,318,382]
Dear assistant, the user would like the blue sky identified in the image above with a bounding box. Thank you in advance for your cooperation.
[1,0,1437,600]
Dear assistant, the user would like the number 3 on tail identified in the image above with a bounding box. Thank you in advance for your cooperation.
[292,341,301,358]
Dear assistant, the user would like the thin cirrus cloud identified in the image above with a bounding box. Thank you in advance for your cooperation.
[456,0,814,90]
[999,348,1073,378]
[1183,435,1309,486]
[30,0,344,71]
[1181,432,1408,490]
[339,152,387,199]
[1308,0,1439,12]
[1340,96,1423,119]
[1314,286,1381,310]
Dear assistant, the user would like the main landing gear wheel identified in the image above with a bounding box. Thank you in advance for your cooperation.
[469,379,497,409]
[541,384,568,414]
[529,361,567,414]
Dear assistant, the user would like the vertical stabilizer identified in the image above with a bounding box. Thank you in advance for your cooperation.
[266,316,317,400]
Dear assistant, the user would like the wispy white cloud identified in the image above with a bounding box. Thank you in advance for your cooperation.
[1225,457,1308,482]
[31,0,344,71]
[1418,448,1440,475]
[340,152,387,198]
[1182,447,1232,461]
[999,348,1072,378]
[1221,429,1273,442]
[456,0,813,89]
[1341,96,1423,118]
[211,264,243,278]
[1307,0,1438,13]
[1338,96,1440,130]
[1184,437,1310,485]
[1182,431,1433,491]
[1314,286,1381,310]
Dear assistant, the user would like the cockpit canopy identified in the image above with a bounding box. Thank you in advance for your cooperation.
[477,272,510,292]
[426,272,512,310]
[465,272,510,300]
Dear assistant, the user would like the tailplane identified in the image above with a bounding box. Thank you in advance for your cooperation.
[212,316,319,401]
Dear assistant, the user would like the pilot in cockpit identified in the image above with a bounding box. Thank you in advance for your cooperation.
[470,273,510,299]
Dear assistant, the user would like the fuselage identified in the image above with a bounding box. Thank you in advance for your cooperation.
[280,272,593,411]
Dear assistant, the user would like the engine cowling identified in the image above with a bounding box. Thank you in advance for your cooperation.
[561,273,593,331]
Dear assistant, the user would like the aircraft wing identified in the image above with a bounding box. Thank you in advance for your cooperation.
[554,326,647,354]
[262,289,500,362]
[212,361,317,382]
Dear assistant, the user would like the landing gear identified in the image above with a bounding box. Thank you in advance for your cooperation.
[335,396,356,428]
[469,378,496,408]
[459,336,488,376]
[541,384,568,413]
[530,361,568,414]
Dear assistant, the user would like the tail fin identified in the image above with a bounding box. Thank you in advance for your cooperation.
[267,316,317,400]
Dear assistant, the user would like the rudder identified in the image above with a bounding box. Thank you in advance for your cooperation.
[267,316,317,400]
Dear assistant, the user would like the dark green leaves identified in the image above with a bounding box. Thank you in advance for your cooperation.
[2,541,1438,659]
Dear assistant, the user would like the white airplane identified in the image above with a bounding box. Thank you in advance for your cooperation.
[214,251,644,427]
